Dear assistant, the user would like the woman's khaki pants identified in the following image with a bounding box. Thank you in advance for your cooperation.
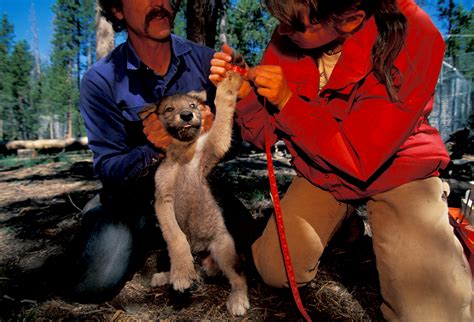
[252,176,473,321]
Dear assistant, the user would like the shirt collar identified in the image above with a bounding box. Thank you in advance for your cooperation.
[125,34,192,71]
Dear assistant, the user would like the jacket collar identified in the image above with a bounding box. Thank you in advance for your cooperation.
[322,0,418,93]
[322,16,378,93]
[125,34,192,71]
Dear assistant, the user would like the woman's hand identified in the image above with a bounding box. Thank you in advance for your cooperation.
[246,65,292,110]
[209,43,252,99]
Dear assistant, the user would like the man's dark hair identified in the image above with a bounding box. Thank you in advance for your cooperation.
[98,0,126,32]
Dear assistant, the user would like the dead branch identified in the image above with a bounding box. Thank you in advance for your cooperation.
[2,137,89,151]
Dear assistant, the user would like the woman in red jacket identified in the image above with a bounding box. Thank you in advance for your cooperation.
[210,0,472,320]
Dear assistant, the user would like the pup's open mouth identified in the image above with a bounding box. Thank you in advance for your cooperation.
[166,123,200,142]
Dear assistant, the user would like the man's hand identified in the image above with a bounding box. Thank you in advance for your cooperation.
[200,104,214,132]
[246,65,292,110]
[143,113,172,150]
[142,104,214,150]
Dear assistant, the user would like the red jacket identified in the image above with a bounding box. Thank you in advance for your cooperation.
[235,0,450,201]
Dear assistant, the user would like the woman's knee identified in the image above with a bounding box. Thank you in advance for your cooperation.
[252,176,348,288]
[252,216,324,288]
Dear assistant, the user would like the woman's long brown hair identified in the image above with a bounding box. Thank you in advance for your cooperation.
[263,0,407,101]
[371,0,407,101]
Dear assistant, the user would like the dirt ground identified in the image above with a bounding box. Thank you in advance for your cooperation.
[0,149,390,320]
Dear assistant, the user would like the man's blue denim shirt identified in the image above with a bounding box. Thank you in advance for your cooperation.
[80,35,215,189]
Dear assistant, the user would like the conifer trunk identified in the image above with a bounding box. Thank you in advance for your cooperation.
[186,0,220,48]
[95,0,114,60]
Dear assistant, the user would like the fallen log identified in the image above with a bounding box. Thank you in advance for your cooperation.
[1,137,89,151]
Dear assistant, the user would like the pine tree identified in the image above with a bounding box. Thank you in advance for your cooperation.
[81,0,96,69]
[30,1,41,78]
[226,0,277,66]
[75,0,97,136]
[173,0,187,38]
[467,7,474,53]
[0,14,15,140]
[437,0,472,66]
[46,0,82,138]
[9,41,34,140]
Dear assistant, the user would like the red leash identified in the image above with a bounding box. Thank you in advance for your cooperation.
[264,121,312,322]
[226,62,311,320]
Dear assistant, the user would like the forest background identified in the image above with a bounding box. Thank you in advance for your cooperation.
[0,0,472,144]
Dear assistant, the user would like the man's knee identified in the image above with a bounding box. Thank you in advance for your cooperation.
[66,198,155,301]
[67,212,136,301]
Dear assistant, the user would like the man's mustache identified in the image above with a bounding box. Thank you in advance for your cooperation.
[145,6,173,26]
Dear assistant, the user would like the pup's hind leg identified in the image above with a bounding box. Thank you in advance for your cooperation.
[155,197,197,292]
[201,253,220,277]
[210,233,249,316]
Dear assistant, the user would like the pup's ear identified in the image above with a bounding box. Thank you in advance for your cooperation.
[188,90,207,103]
[139,104,157,120]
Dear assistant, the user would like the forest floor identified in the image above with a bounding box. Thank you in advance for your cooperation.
[0,146,470,320]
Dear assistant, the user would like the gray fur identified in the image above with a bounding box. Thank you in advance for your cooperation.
[143,72,249,316]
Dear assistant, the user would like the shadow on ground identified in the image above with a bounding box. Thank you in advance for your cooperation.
[0,152,384,320]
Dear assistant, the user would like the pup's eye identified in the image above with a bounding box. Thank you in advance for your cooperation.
[189,103,197,109]
[164,106,174,113]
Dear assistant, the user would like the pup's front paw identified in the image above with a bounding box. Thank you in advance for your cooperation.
[226,290,250,316]
[219,72,243,96]
[170,257,197,292]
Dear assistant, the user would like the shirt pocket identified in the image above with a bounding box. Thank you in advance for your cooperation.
[121,104,150,122]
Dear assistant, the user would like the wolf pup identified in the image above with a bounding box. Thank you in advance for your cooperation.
[139,71,248,316]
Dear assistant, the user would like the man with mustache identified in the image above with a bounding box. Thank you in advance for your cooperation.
[66,0,252,303]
